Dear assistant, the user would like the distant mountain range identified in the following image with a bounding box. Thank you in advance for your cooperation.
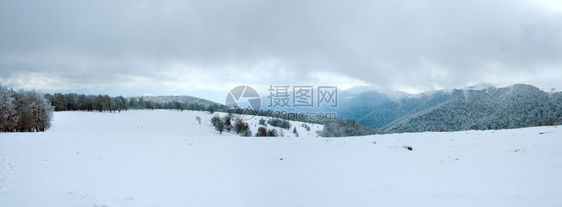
[337,84,562,133]
[337,88,464,130]
[43,84,562,134]
[170,83,561,134]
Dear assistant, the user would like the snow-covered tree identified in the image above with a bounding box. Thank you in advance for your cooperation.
[128,97,138,109]
[32,90,55,131]
[5,88,54,132]
[0,85,17,132]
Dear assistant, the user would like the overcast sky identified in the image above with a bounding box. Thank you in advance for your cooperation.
[1,0,561,102]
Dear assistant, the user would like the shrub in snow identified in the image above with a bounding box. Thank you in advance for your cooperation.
[267,118,291,129]
[211,115,221,126]
[259,118,266,126]
[234,118,252,137]
[255,127,278,137]
[267,128,278,137]
[210,115,225,134]
[255,127,267,137]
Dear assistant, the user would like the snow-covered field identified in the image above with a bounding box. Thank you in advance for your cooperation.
[1,110,561,207]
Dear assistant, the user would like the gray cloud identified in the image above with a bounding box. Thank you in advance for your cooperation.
[1,0,561,97]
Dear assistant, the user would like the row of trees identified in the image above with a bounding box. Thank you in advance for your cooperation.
[0,85,54,132]
[317,119,378,137]
[44,93,221,113]
[46,93,128,112]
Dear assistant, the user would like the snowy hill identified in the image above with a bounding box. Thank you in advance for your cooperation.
[1,110,562,206]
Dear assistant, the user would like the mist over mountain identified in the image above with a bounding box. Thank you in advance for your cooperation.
[254,84,561,134]
[380,84,562,133]
[337,89,464,130]
[334,84,562,134]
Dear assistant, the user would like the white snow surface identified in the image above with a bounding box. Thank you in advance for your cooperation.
[0,110,561,207]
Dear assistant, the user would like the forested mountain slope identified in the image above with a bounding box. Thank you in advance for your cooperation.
[338,89,464,129]
[380,84,562,133]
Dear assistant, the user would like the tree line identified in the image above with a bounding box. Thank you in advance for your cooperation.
[44,93,223,113]
[0,84,54,132]
[317,119,378,137]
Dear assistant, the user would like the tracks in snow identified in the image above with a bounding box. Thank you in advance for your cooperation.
[0,152,17,193]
